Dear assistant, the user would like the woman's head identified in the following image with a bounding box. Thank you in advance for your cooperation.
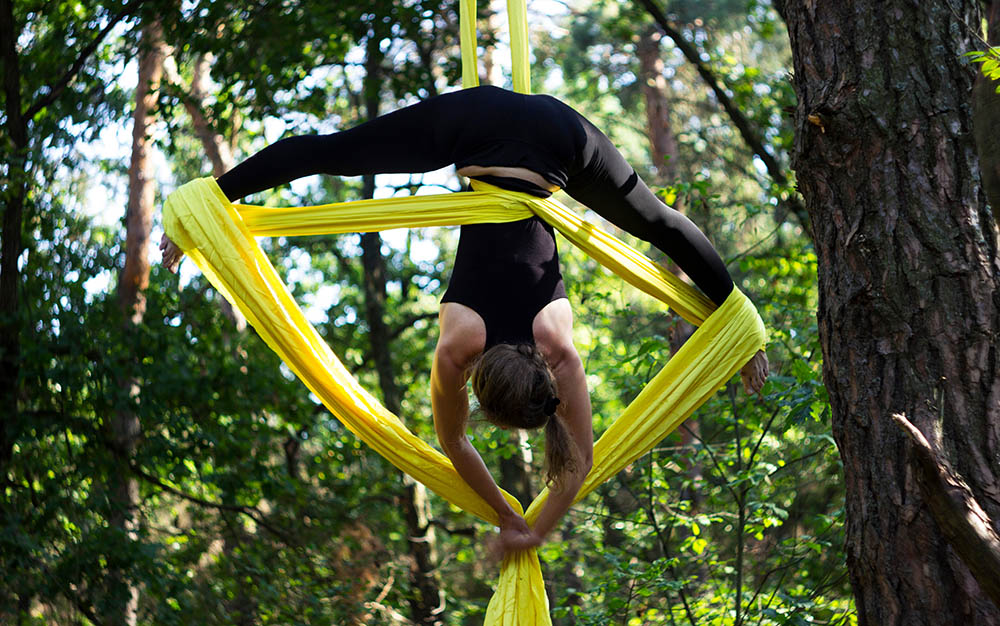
[469,343,579,490]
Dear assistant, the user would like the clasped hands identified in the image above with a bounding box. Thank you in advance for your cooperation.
[488,511,542,562]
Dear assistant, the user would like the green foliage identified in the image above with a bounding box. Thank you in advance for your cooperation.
[3,1,852,623]
[965,46,1000,92]
[548,196,851,624]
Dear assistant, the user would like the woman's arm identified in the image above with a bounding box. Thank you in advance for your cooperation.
[431,305,529,532]
[530,353,593,541]
[513,299,594,550]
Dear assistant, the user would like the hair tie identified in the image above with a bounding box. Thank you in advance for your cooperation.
[544,396,561,416]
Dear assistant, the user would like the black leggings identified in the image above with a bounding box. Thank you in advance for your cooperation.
[216,86,734,306]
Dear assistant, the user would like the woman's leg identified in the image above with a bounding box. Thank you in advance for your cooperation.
[564,123,734,307]
[216,90,478,201]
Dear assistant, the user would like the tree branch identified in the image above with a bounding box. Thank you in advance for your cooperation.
[1,0,26,144]
[352,310,439,374]
[891,413,1000,607]
[428,519,476,536]
[24,0,145,121]
[634,0,811,234]
[162,52,238,177]
[390,311,439,341]
[128,462,295,544]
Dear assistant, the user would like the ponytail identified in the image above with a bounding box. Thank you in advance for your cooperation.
[543,410,580,492]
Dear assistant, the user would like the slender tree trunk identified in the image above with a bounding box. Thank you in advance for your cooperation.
[119,20,164,323]
[972,1,1000,222]
[111,18,166,626]
[499,430,534,508]
[637,27,680,185]
[0,0,28,476]
[185,53,235,178]
[360,217,445,626]
[636,27,706,494]
[360,37,444,626]
[782,1,1000,624]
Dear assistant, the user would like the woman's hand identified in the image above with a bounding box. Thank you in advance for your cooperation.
[159,233,184,273]
[499,526,542,553]
[487,513,542,562]
[740,349,769,396]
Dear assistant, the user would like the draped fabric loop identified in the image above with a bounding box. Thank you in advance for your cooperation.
[163,178,766,624]
[164,1,765,622]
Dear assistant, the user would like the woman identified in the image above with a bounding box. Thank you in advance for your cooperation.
[160,85,769,556]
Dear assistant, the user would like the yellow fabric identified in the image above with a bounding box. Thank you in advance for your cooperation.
[460,0,479,89]
[507,0,531,94]
[163,177,766,624]
[459,0,531,94]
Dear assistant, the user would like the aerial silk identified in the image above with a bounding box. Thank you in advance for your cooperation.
[162,2,767,623]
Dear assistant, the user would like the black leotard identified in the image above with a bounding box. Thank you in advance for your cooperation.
[216,86,734,347]
[441,216,566,348]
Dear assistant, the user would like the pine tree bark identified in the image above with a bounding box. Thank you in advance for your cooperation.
[781,1,1000,624]
[111,17,166,626]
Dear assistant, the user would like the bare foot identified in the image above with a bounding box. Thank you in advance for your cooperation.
[740,349,769,395]
[159,233,184,273]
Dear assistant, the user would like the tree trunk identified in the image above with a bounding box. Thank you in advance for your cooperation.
[184,53,235,178]
[110,17,166,626]
[972,1,1000,223]
[637,27,680,184]
[636,28,704,485]
[360,217,445,626]
[119,20,164,323]
[781,1,1000,624]
[499,430,534,508]
[0,0,28,475]
[360,37,444,626]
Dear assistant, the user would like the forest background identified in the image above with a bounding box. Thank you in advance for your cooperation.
[1,0,997,625]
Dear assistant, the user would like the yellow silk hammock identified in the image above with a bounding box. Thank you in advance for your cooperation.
[162,2,766,623]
